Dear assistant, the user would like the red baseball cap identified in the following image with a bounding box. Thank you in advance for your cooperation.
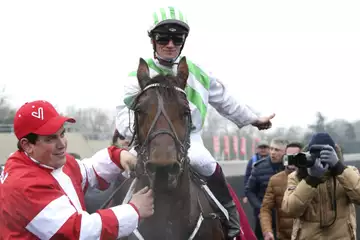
[13,100,76,140]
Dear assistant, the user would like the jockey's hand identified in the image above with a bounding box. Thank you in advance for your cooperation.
[120,150,137,173]
[251,113,275,130]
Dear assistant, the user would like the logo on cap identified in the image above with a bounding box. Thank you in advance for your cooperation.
[31,107,44,120]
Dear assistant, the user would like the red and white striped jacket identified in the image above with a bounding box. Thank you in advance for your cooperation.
[0,146,139,240]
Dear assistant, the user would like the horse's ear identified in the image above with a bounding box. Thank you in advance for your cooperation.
[177,57,189,89]
[137,58,150,89]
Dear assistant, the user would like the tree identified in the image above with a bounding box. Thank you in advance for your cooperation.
[308,112,327,133]
[0,87,16,127]
[64,106,115,140]
[345,123,356,141]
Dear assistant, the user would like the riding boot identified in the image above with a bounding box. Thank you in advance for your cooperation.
[206,164,241,239]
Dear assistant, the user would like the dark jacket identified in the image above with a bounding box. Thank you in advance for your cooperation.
[244,155,257,190]
[244,153,267,191]
[245,156,284,214]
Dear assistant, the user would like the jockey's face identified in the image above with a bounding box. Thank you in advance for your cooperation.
[153,34,183,61]
[21,126,67,169]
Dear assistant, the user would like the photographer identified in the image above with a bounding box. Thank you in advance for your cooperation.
[281,133,358,240]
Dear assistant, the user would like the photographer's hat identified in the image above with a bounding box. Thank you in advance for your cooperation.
[308,132,336,149]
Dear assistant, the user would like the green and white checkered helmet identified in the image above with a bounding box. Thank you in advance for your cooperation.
[148,6,190,36]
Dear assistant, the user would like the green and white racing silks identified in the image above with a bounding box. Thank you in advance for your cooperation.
[115,57,259,140]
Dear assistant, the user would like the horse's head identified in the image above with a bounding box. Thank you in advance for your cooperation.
[132,57,192,191]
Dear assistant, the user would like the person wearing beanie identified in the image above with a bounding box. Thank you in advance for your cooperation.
[281,132,359,240]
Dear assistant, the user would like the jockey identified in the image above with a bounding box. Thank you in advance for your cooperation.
[115,6,275,238]
[0,100,154,239]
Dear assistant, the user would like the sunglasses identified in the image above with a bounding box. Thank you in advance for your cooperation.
[154,34,185,46]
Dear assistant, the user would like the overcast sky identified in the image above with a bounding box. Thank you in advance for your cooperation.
[1,0,359,128]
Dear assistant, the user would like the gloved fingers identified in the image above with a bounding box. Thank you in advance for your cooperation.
[309,144,326,151]
[314,158,328,170]
[320,155,332,163]
[314,158,323,167]
[319,158,331,165]
[321,145,335,152]
[310,144,335,152]
[320,150,332,157]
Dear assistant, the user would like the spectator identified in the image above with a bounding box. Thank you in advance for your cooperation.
[243,141,270,203]
[282,133,359,240]
[260,142,302,240]
[245,137,288,239]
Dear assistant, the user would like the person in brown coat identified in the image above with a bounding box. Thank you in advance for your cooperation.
[282,133,359,240]
[260,142,303,240]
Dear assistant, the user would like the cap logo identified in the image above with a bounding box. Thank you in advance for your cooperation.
[169,28,176,32]
[31,107,44,120]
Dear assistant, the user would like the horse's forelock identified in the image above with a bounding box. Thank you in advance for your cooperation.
[145,75,184,101]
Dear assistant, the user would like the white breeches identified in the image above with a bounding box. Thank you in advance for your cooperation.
[187,133,217,177]
[128,132,217,177]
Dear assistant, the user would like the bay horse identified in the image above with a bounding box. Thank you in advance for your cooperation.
[116,57,227,240]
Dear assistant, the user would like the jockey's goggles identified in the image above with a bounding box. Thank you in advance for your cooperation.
[154,33,185,46]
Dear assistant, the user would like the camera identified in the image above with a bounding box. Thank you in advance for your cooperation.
[284,146,323,168]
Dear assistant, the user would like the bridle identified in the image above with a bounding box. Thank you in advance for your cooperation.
[100,82,192,210]
[132,83,192,177]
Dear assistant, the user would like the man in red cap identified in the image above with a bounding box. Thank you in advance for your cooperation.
[0,100,154,239]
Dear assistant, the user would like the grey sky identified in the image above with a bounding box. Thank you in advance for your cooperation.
[1,0,359,128]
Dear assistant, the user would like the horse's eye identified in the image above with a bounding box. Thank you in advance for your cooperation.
[136,109,145,115]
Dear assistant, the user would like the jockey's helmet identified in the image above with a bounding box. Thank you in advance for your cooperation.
[148,6,190,37]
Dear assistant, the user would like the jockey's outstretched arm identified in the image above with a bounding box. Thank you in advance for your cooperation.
[207,71,259,129]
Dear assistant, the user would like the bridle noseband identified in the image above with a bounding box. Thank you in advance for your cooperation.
[132,83,192,177]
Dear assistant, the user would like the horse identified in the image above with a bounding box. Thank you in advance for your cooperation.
[114,57,227,240]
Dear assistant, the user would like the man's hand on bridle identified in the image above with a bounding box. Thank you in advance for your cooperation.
[251,113,275,130]
[120,150,138,173]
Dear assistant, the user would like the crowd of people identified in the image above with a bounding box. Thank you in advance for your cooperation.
[244,134,360,240]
